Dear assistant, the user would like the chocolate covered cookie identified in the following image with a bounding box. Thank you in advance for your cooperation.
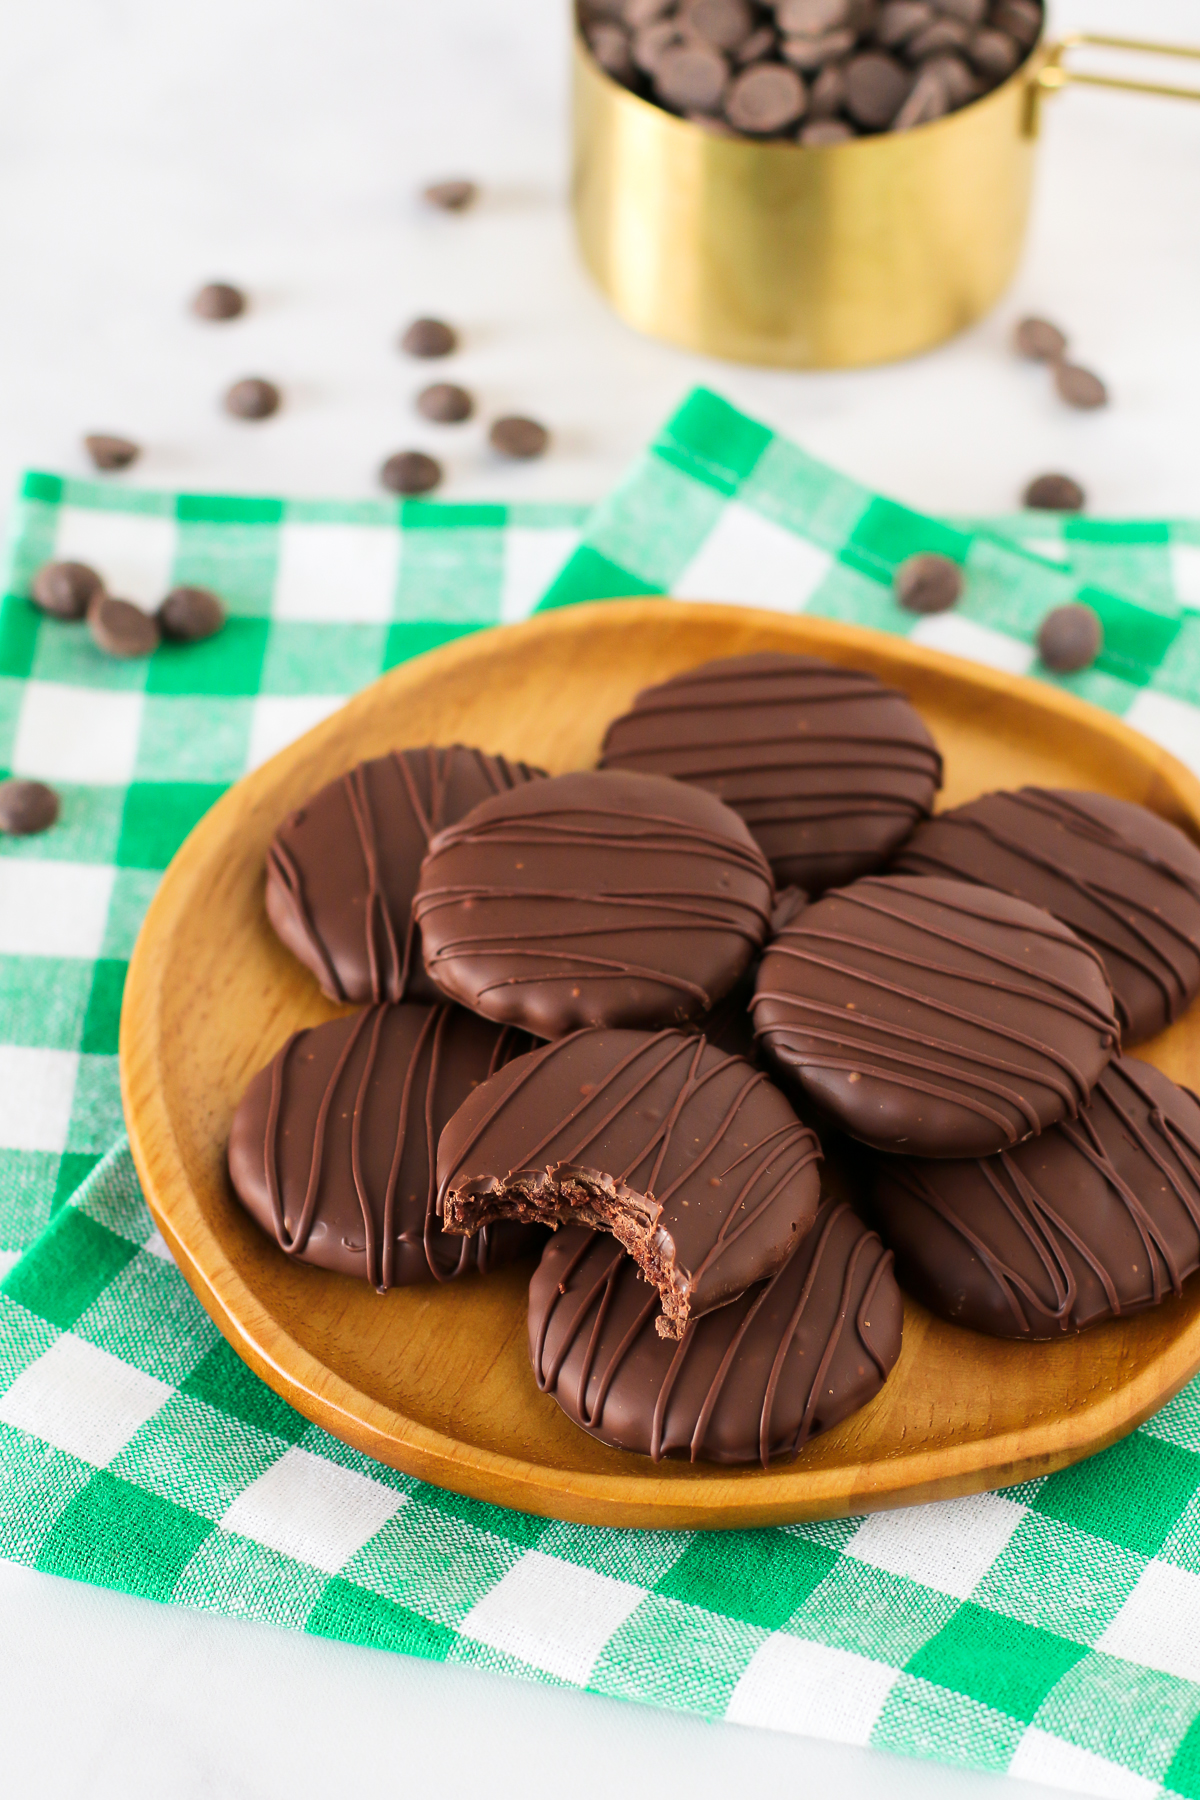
[753,874,1119,1158]
[228,1001,542,1287]
[437,1027,822,1337]
[529,1200,902,1465]
[894,788,1200,1045]
[266,744,545,1005]
[599,653,943,893]
[413,769,774,1037]
[870,1057,1200,1337]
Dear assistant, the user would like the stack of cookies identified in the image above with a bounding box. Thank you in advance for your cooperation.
[228,652,1200,1469]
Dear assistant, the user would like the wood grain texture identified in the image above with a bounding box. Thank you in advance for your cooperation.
[121,601,1200,1530]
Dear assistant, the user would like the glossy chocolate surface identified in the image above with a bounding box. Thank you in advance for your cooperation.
[753,874,1119,1158]
[894,788,1200,1044]
[265,744,545,1005]
[228,1001,542,1287]
[599,652,943,893]
[529,1200,902,1464]
[871,1057,1200,1337]
[413,768,775,1038]
[437,1026,821,1336]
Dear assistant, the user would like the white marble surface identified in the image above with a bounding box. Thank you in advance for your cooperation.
[2,1,1199,1793]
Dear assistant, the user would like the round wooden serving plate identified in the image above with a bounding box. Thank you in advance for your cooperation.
[122,601,1200,1529]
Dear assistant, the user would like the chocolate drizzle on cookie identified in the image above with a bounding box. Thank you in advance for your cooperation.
[871,1057,1200,1337]
[436,1027,822,1336]
[599,653,943,893]
[265,744,545,1006]
[894,788,1200,1044]
[528,1200,902,1465]
[413,769,775,1038]
[753,874,1120,1158]
[228,1001,542,1288]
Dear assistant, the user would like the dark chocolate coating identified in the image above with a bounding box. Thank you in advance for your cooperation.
[753,874,1119,1158]
[870,1056,1200,1338]
[529,1200,902,1465]
[436,1027,822,1337]
[893,788,1200,1045]
[227,1001,543,1287]
[265,745,545,1006]
[598,653,943,894]
[413,768,775,1038]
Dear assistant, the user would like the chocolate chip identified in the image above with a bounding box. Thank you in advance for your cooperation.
[968,27,1020,77]
[735,24,777,63]
[1014,315,1066,361]
[845,51,912,126]
[622,0,673,22]
[933,0,986,21]
[158,585,226,642]
[808,61,849,114]
[381,451,443,495]
[781,29,857,68]
[224,378,280,420]
[875,1,934,47]
[192,282,246,321]
[1038,603,1102,673]
[400,317,458,359]
[894,552,964,614]
[0,778,59,837]
[799,116,857,142]
[689,110,739,133]
[777,0,851,30]
[31,560,103,621]
[1055,362,1108,410]
[588,20,635,77]
[416,382,474,424]
[632,18,683,71]
[893,60,950,125]
[422,178,478,211]
[84,434,139,471]
[489,416,550,460]
[682,0,754,50]
[991,0,1041,46]
[726,62,807,132]
[88,594,161,659]
[906,16,970,56]
[1023,472,1085,512]
[654,41,730,110]
[922,52,979,103]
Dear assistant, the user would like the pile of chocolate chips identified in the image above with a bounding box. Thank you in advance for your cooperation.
[579,0,1042,141]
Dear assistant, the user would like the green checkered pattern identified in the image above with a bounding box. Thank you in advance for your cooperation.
[5,390,1200,1798]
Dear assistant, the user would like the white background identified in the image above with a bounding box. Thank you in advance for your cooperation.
[1,1,1199,1794]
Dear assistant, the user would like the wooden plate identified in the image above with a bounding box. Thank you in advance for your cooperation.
[122,601,1200,1530]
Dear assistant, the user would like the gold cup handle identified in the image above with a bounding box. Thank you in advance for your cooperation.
[1030,32,1200,131]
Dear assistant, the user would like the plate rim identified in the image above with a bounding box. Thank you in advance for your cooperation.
[121,599,1200,1529]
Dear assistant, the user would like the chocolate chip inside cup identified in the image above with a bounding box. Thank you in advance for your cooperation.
[654,41,730,110]
[726,62,806,132]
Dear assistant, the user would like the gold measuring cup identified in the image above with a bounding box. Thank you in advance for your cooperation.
[571,27,1200,369]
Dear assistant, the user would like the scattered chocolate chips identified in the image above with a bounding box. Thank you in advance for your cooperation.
[416,382,474,424]
[894,552,965,615]
[224,378,281,420]
[381,451,443,496]
[0,778,60,837]
[192,282,246,321]
[1038,603,1103,673]
[31,561,103,622]
[158,585,226,643]
[84,434,140,472]
[489,416,550,460]
[1055,362,1108,410]
[726,61,806,132]
[422,178,479,211]
[845,52,912,128]
[1023,473,1085,513]
[654,41,730,110]
[87,594,161,659]
[400,317,458,359]
[1014,314,1067,361]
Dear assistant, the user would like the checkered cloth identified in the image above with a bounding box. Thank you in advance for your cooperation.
[6,391,1200,1800]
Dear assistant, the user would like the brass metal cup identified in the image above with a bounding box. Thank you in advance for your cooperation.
[571,28,1200,370]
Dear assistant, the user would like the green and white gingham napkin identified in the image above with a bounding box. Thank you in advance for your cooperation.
[6,392,1200,1800]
